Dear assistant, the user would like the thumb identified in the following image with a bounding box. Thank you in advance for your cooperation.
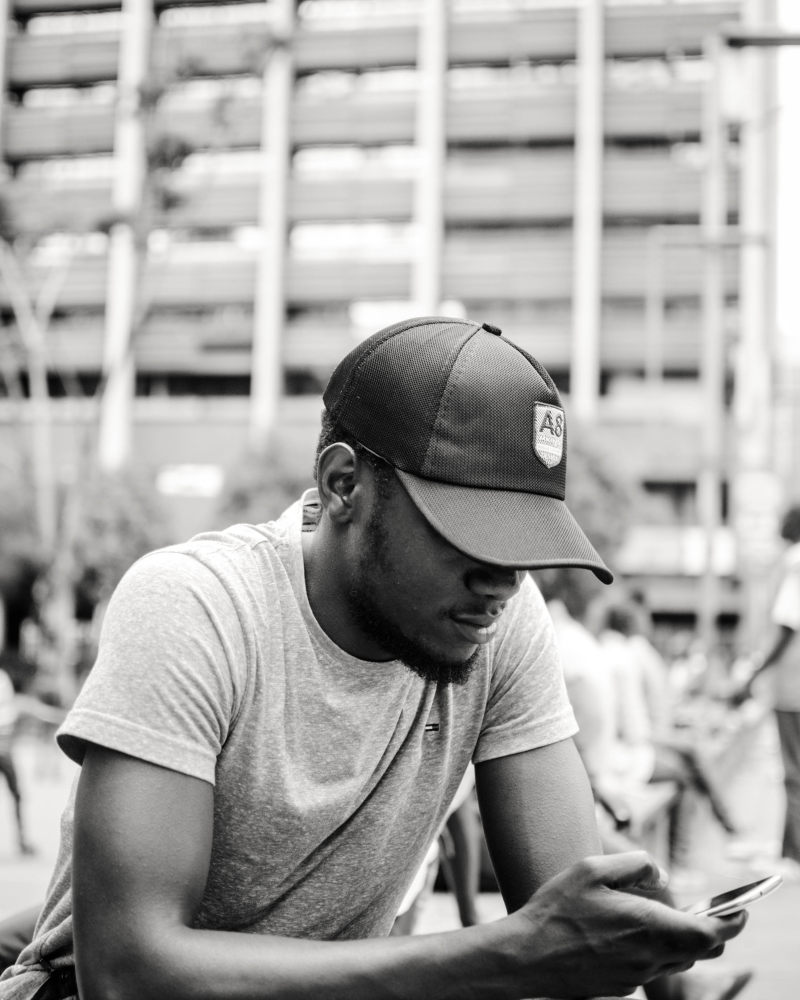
[592,850,669,894]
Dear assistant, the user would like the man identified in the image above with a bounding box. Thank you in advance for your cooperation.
[732,503,800,879]
[0,317,745,1000]
[598,603,739,875]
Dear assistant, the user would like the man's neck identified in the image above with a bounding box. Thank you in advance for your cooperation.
[300,525,393,663]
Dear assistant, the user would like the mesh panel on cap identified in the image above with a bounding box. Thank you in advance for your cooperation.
[363,322,461,467]
[422,332,566,497]
[329,318,478,470]
[324,316,431,420]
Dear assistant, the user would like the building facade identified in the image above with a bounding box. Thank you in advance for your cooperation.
[1,0,797,645]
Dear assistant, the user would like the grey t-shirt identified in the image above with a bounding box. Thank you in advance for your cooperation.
[1,495,575,993]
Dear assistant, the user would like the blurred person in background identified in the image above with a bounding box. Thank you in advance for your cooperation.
[597,602,740,880]
[0,643,67,974]
[545,593,753,1000]
[0,318,746,1000]
[436,767,481,928]
[0,666,34,857]
[390,766,480,935]
[0,661,66,863]
[731,503,800,880]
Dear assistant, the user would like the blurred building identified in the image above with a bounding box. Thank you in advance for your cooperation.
[0,0,798,645]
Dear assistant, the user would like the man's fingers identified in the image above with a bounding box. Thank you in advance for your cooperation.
[660,959,697,977]
[586,850,669,893]
[705,909,748,940]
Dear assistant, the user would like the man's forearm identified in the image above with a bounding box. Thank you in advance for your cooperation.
[79,916,524,1000]
[77,853,748,1000]
[476,740,601,912]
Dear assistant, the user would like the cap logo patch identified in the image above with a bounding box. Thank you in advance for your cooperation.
[533,403,564,468]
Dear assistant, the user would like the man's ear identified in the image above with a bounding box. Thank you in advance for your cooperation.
[317,442,359,523]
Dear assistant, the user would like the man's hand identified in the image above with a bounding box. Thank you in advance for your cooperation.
[503,851,746,999]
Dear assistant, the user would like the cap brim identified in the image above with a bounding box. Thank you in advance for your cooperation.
[395,470,613,584]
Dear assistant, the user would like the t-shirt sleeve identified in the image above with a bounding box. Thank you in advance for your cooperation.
[57,551,247,785]
[473,574,577,764]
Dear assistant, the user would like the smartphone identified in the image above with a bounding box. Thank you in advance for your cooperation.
[683,874,783,918]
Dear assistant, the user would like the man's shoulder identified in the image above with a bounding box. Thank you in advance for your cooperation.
[172,521,282,564]
[148,504,302,582]
[108,514,300,631]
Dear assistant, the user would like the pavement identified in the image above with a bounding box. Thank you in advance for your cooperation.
[1,717,799,997]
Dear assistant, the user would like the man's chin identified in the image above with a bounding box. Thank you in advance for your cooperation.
[347,585,480,685]
[398,648,481,687]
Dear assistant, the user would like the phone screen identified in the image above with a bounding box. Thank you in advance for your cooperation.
[685,874,782,917]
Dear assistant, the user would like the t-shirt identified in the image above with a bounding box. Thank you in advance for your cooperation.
[0,494,575,996]
[769,541,800,711]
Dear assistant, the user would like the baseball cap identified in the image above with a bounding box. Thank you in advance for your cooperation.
[322,316,612,583]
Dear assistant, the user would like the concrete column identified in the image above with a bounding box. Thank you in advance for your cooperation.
[698,34,727,651]
[733,0,781,649]
[98,0,153,471]
[249,0,295,453]
[773,0,800,497]
[0,2,55,549]
[411,0,448,314]
[570,0,604,423]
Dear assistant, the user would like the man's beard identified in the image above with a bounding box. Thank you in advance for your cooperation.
[346,504,480,686]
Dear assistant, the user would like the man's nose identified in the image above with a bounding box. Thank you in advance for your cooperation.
[466,564,524,602]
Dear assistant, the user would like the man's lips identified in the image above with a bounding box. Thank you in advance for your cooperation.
[450,611,502,645]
